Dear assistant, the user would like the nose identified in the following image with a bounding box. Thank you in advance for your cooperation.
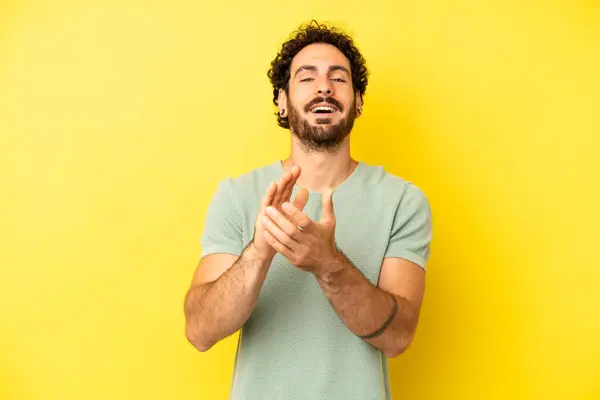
[317,79,333,96]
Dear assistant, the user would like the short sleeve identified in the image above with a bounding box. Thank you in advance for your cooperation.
[383,183,433,270]
[200,178,244,258]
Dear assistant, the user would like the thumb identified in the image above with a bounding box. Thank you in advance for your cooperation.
[321,189,335,224]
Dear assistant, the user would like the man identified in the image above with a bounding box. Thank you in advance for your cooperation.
[184,21,433,400]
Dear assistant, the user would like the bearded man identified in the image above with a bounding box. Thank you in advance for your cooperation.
[184,20,433,400]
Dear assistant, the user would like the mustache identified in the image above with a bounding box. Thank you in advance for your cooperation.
[304,97,344,113]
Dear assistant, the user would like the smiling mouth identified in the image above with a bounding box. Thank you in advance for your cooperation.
[309,105,338,114]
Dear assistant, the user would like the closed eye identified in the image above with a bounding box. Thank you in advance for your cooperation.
[300,78,314,82]
[332,78,346,82]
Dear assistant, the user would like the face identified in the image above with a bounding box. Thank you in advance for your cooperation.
[280,43,361,153]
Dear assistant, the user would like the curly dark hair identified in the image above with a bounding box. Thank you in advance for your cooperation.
[267,20,369,129]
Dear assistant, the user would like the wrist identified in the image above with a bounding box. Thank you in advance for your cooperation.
[315,248,347,283]
[247,241,274,266]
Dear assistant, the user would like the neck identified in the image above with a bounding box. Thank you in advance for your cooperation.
[281,135,358,193]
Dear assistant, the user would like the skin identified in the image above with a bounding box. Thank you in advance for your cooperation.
[183,169,308,351]
[184,43,426,358]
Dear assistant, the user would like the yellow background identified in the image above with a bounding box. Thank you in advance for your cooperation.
[1,0,599,399]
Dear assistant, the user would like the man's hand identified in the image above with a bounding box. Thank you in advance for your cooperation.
[252,165,309,261]
[262,189,340,277]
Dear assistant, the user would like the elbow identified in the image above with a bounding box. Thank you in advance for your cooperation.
[384,344,408,359]
[185,323,214,352]
[384,333,415,359]
[190,338,214,353]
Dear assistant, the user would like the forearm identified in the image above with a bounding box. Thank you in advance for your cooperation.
[184,243,272,351]
[316,250,419,358]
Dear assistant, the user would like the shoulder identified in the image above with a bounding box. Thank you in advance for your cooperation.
[357,161,430,207]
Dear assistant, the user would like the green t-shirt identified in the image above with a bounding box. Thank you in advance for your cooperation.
[201,160,433,400]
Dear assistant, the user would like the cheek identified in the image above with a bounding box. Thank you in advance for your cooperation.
[345,95,358,112]
[341,87,356,102]
[291,96,313,113]
[290,85,314,104]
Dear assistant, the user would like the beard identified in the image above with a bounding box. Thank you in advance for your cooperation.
[287,96,357,153]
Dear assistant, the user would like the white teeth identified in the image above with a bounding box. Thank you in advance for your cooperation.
[311,106,336,113]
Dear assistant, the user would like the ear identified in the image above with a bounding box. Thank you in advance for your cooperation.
[355,92,363,117]
[278,89,288,118]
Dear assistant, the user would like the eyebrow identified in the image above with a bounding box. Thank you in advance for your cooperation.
[294,65,351,77]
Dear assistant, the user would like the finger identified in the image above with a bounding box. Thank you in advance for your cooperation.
[265,206,303,240]
[263,230,294,259]
[281,165,300,203]
[272,172,291,206]
[281,201,313,230]
[261,182,277,211]
[263,213,300,250]
[321,189,335,224]
[292,187,309,211]
[289,164,301,185]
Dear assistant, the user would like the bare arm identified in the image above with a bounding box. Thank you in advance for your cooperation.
[316,251,425,358]
[184,165,307,352]
[184,242,272,352]
[260,190,427,358]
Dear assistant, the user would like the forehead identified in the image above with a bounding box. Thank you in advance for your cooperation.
[290,43,351,74]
